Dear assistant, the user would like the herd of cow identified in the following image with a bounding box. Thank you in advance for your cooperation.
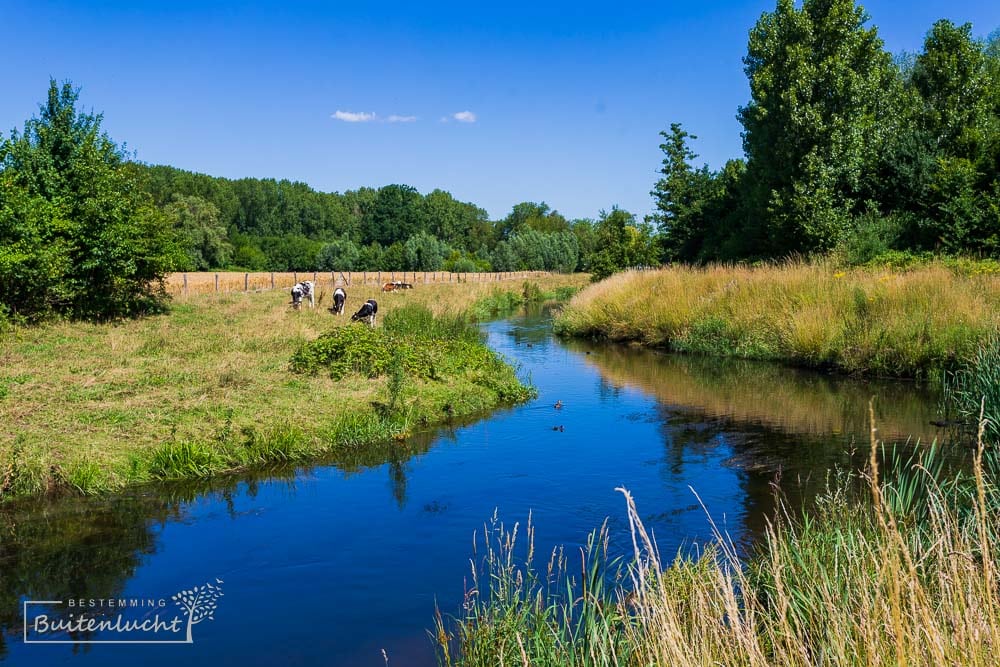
[289,280,382,327]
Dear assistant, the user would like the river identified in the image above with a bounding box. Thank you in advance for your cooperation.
[0,310,946,665]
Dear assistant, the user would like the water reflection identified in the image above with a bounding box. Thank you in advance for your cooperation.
[568,340,940,444]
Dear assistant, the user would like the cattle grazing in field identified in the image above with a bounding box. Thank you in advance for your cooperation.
[382,280,414,292]
[290,281,315,309]
[329,287,347,315]
[381,282,396,293]
[351,299,378,327]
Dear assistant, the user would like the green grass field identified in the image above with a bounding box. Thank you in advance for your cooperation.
[0,274,586,500]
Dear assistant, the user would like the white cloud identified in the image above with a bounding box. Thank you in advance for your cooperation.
[452,110,477,123]
[387,114,417,123]
[332,110,376,123]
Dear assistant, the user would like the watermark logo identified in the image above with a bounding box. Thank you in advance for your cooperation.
[24,578,224,644]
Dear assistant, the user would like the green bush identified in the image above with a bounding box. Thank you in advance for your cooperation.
[290,305,533,402]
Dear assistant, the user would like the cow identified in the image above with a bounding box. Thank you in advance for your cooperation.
[351,299,378,327]
[329,287,347,315]
[290,281,315,309]
[382,282,397,293]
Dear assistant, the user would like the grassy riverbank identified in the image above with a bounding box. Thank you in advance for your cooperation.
[437,422,1000,666]
[554,262,1000,378]
[0,275,586,501]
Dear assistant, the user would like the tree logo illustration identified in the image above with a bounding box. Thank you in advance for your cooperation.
[171,578,224,643]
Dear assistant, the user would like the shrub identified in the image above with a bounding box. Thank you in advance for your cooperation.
[290,305,533,402]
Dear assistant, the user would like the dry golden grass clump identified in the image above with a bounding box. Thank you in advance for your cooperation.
[555,261,1000,377]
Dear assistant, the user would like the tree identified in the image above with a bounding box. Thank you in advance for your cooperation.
[497,202,569,239]
[362,184,423,246]
[911,20,992,159]
[403,231,446,270]
[589,208,661,281]
[261,235,321,270]
[0,80,182,320]
[381,241,406,269]
[570,219,597,271]
[650,124,722,262]
[317,238,361,270]
[165,194,231,270]
[738,0,900,255]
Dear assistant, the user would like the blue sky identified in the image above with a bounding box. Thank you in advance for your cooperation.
[3,1,999,220]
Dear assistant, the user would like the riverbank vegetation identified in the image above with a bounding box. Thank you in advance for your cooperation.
[437,421,1000,666]
[555,262,1000,378]
[0,275,585,501]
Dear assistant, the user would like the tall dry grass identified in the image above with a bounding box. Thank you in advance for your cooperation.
[438,410,1000,666]
[554,262,1000,377]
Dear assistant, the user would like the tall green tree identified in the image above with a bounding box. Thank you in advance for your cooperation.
[0,80,181,320]
[739,0,899,255]
[650,124,722,261]
[912,20,993,159]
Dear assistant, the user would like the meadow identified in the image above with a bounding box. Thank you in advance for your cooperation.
[0,274,586,500]
[555,261,1000,378]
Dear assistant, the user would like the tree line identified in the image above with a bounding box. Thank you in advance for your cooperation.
[652,1,1000,264]
[140,166,658,276]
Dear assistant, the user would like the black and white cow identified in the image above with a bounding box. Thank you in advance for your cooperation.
[330,287,347,315]
[351,299,378,327]
[290,280,315,309]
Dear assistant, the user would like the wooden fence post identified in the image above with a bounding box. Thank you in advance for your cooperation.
[293,271,297,285]
[313,271,318,283]
[270,272,274,290]
[244,273,249,292]
[214,273,219,292]
[183,272,188,295]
